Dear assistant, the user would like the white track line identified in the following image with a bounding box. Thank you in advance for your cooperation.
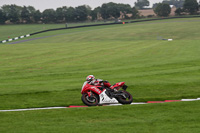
[0,107,66,112]
[106,103,122,106]
[181,99,200,101]
[131,102,147,104]
[0,98,200,112]
[104,102,147,106]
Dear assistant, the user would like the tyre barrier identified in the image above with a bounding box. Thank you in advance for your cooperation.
[0,34,31,44]
[0,98,199,112]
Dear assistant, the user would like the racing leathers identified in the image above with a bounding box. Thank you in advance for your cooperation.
[87,79,112,88]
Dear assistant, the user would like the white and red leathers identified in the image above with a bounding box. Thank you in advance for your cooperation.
[87,79,112,88]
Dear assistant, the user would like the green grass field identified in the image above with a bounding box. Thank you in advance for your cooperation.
[0,17,200,132]
[0,20,142,41]
[0,21,113,41]
[0,101,200,133]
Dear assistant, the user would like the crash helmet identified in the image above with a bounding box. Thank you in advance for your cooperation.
[86,75,95,82]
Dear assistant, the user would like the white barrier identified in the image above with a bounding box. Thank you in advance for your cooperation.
[1,34,31,44]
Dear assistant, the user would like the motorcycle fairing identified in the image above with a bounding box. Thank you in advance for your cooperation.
[81,81,102,95]
[99,90,118,104]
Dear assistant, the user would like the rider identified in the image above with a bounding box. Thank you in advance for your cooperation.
[86,75,115,91]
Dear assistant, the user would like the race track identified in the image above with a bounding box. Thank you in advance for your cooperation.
[1,98,199,112]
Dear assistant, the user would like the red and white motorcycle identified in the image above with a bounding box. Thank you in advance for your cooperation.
[81,81,133,106]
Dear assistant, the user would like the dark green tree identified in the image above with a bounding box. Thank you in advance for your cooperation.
[100,2,121,20]
[118,4,133,19]
[27,6,36,13]
[183,0,199,15]
[33,10,41,23]
[90,6,101,21]
[74,5,91,21]
[100,3,110,20]
[100,3,139,20]
[42,9,56,23]
[135,0,150,9]
[175,7,183,15]
[27,6,36,23]
[131,7,140,19]
[107,2,121,19]
[2,4,21,23]
[64,7,75,22]
[56,7,64,22]
[0,9,6,24]
[154,3,171,17]
[21,6,31,23]
[85,5,92,16]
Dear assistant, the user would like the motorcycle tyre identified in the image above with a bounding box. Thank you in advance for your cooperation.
[81,93,99,106]
[116,90,133,104]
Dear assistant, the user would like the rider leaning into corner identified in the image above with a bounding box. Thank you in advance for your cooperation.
[86,75,117,92]
[82,75,133,106]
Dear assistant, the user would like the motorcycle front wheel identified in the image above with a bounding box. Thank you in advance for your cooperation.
[116,90,133,104]
[81,93,99,106]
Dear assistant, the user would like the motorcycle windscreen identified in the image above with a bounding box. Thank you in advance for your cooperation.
[81,81,88,92]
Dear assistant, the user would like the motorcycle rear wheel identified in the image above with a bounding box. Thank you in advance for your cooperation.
[116,90,133,104]
[81,93,99,106]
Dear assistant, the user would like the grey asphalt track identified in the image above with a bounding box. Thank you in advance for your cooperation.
[8,36,55,44]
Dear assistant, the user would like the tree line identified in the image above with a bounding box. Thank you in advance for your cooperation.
[0,3,140,24]
[0,0,200,24]
[154,0,199,16]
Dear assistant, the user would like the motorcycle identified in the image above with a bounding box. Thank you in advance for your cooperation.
[81,81,133,106]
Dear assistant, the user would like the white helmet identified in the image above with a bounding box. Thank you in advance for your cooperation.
[86,75,95,82]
